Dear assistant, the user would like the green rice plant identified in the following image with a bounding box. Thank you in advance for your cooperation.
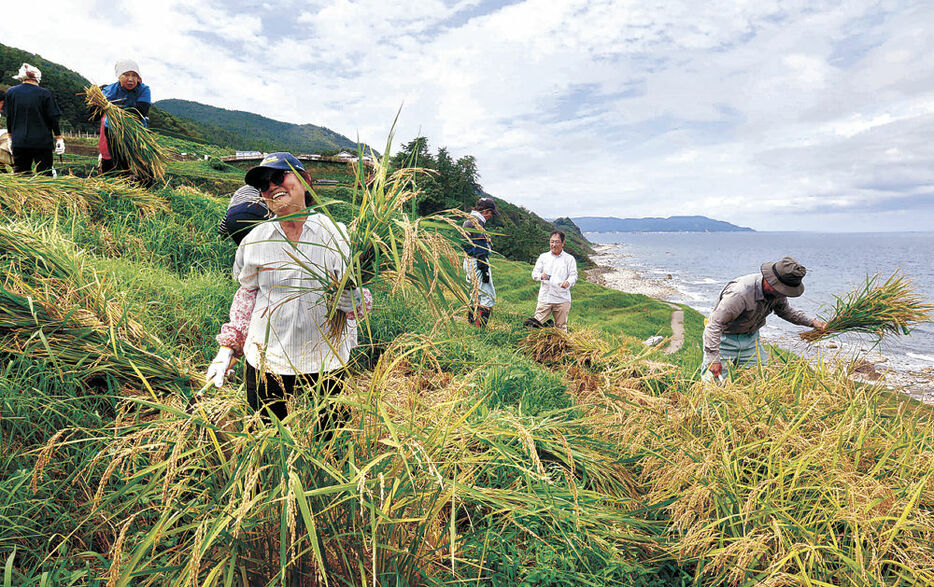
[801,271,934,342]
[85,85,169,184]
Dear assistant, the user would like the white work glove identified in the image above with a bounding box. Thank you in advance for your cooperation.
[54,139,65,155]
[205,347,235,388]
[336,288,364,312]
[336,287,372,320]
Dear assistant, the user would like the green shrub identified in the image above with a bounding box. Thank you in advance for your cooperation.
[208,158,234,171]
[482,361,570,415]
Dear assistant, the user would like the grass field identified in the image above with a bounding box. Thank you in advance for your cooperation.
[0,135,931,586]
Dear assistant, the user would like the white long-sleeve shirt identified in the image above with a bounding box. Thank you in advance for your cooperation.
[532,250,578,304]
[231,214,357,375]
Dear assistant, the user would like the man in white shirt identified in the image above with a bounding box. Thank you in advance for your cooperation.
[531,230,578,331]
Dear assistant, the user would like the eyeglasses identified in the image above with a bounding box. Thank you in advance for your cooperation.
[252,169,290,192]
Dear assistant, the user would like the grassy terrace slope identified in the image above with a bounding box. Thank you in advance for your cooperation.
[0,136,932,586]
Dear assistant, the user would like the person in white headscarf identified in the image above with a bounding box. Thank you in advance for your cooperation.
[0,64,64,174]
[97,58,152,173]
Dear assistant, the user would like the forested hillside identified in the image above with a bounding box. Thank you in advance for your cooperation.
[572,215,754,232]
[1,43,222,143]
[156,99,362,154]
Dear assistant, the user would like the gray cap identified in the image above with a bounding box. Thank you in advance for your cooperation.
[476,197,499,215]
[761,256,806,297]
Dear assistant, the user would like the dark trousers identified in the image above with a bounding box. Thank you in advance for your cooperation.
[12,147,53,174]
[100,156,120,173]
[245,364,348,437]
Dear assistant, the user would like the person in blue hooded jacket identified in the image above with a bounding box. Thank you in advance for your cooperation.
[98,59,151,173]
[462,197,498,327]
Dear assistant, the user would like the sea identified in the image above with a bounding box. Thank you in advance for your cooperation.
[586,231,934,402]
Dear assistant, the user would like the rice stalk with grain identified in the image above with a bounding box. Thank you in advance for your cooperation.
[800,271,934,342]
[280,133,471,339]
[85,85,169,183]
[0,223,190,391]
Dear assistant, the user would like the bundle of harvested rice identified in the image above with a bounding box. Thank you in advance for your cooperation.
[800,271,934,342]
[85,85,168,183]
[0,224,190,391]
[0,172,168,218]
[519,328,574,364]
[285,139,470,338]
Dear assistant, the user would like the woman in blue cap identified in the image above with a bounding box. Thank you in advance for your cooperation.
[205,153,370,430]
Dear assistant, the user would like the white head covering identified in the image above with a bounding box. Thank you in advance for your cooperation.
[114,59,141,79]
[13,63,41,83]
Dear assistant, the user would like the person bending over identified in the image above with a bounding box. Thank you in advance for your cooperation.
[702,256,826,381]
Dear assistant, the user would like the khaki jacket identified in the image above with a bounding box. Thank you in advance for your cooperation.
[703,273,812,363]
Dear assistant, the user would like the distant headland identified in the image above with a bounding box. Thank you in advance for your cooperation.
[571,215,754,233]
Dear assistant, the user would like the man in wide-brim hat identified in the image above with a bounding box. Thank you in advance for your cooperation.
[702,256,827,381]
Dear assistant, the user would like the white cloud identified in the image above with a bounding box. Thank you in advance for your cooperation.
[3,0,933,230]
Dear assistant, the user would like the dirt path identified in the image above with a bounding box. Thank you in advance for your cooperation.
[664,303,685,355]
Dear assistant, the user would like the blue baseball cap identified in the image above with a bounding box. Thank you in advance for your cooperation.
[245,152,306,189]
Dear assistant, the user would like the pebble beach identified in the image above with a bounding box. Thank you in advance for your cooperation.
[585,243,934,404]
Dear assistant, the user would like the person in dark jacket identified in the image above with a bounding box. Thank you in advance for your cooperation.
[98,59,151,173]
[218,184,269,245]
[462,197,498,327]
[1,64,63,175]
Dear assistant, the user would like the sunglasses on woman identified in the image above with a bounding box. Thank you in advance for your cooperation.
[251,169,291,192]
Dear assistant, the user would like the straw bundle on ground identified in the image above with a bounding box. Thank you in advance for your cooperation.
[0,172,168,218]
[85,85,168,183]
[0,224,190,391]
[520,327,658,375]
[800,271,934,342]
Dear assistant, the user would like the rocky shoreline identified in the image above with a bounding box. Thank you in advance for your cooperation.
[584,243,934,404]
[586,244,681,300]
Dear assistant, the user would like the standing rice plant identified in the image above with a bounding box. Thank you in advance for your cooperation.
[625,357,934,585]
[801,271,934,342]
[85,85,169,184]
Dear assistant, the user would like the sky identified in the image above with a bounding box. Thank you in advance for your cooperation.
[4,0,933,231]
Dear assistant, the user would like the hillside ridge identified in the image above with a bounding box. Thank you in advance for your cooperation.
[155,98,367,155]
[572,215,754,232]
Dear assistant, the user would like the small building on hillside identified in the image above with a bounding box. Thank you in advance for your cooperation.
[235,150,264,158]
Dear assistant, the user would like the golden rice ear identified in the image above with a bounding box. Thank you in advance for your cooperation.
[800,271,933,343]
